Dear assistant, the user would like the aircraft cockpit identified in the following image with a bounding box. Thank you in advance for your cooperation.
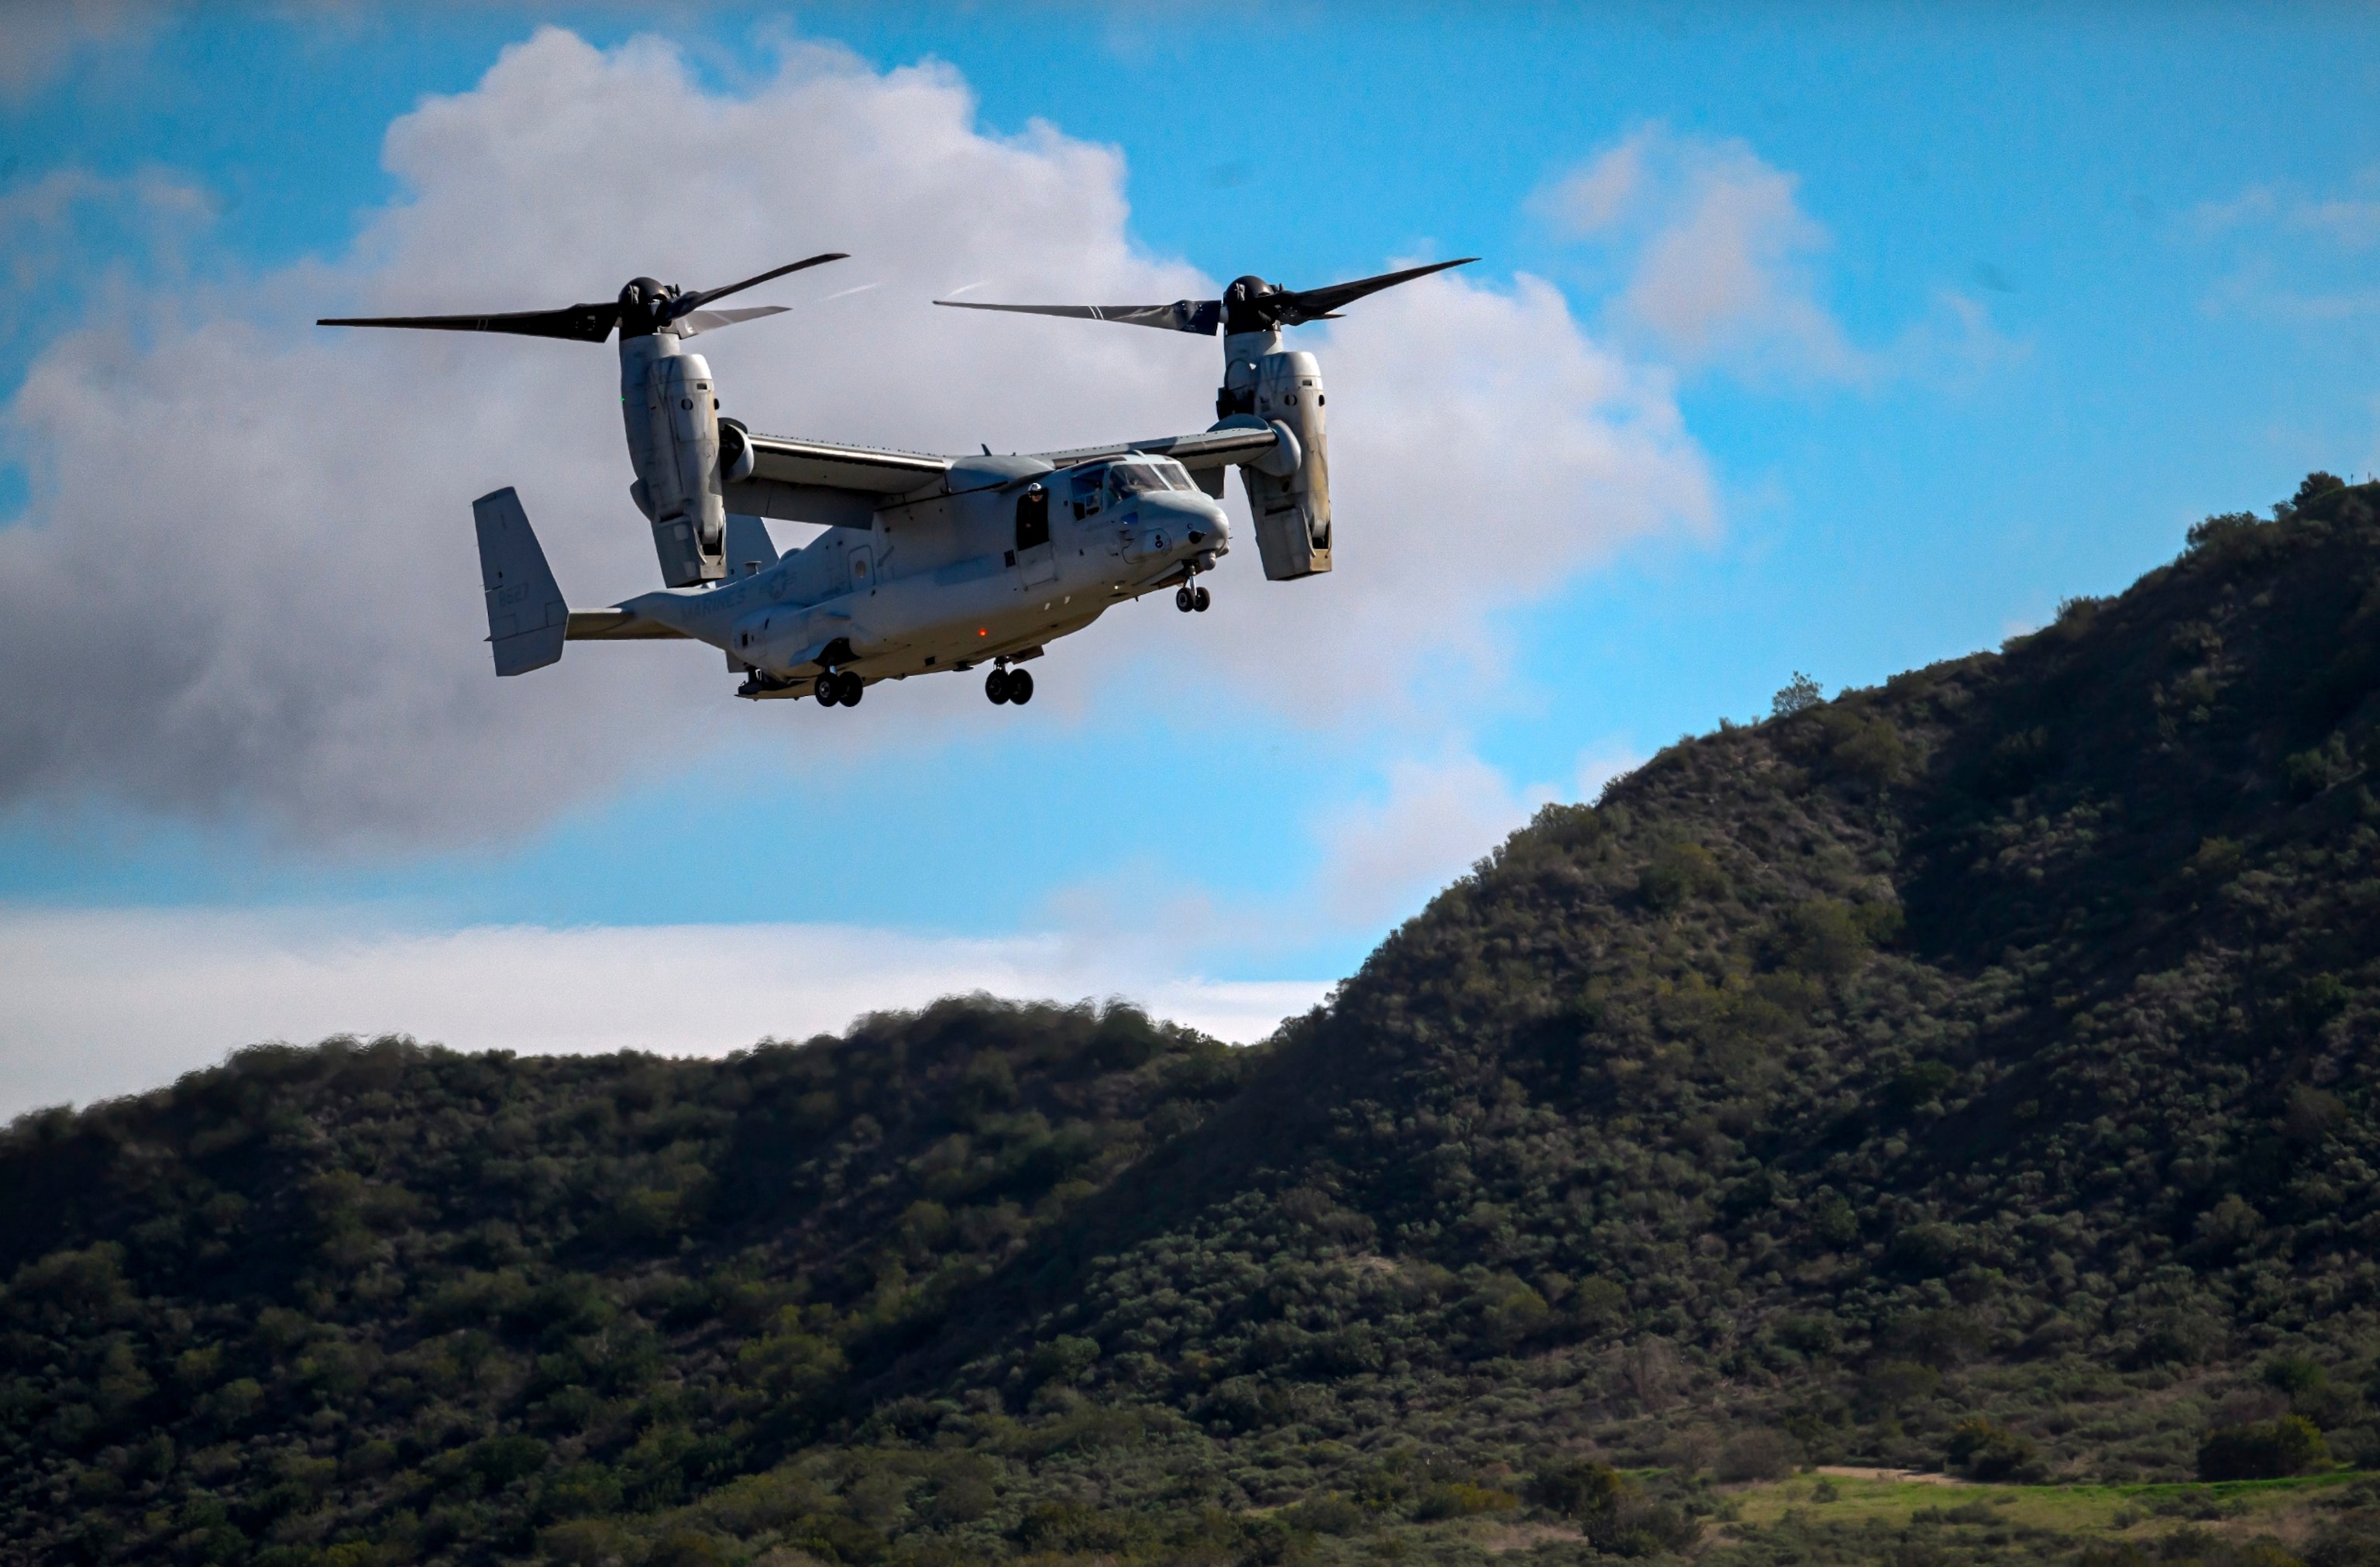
[1069,457,1196,518]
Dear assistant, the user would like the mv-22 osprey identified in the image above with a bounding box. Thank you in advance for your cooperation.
[319,251,1473,707]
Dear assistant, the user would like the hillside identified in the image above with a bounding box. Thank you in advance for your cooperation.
[10,475,2380,1566]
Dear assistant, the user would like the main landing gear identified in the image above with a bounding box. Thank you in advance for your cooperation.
[986,666,1035,705]
[1175,584,1211,613]
[813,670,864,707]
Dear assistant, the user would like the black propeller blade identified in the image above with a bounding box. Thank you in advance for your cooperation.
[317,253,849,342]
[1247,258,1479,328]
[665,253,848,322]
[934,257,1477,337]
[931,298,1223,334]
[315,301,624,342]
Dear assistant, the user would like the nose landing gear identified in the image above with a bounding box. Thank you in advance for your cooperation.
[1175,584,1211,613]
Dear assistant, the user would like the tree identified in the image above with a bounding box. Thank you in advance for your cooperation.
[1771,671,1824,718]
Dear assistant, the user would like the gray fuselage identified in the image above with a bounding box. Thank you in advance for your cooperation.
[613,451,1229,698]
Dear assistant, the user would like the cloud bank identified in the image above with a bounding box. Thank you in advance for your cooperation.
[0,906,1328,1118]
[0,26,1710,847]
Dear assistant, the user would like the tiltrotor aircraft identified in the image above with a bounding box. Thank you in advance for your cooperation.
[319,250,1474,707]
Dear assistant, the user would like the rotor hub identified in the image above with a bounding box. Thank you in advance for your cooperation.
[1223,274,1282,336]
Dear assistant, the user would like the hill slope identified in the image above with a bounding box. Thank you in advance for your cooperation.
[9,477,2380,1565]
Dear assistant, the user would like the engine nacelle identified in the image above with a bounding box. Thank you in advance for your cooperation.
[718,416,756,484]
[1236,350,1331,580]
[622,339,726,587]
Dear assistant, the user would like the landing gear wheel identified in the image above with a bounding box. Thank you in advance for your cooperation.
[1175,586,1195,612]
[815,674,840,707]
[835,670,864,706]
[1193,586,1212,612]
[985,669,1011,704]
[1007,668,1034,705]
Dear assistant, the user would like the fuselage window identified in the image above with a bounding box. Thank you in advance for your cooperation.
[1016,484,1051,551]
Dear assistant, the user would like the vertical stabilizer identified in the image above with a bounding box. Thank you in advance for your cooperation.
[724,512,779,574]
[473,487,567,676]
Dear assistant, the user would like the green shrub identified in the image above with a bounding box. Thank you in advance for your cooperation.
[1639,841,1723,911]
[1774,899,1873,978]
[2198,1416,2331,1480]
[1525,1460,1628,1519]
[1716,1428,1799,1483]
[1412,1482,1517,1521]
[1947,1417,2044,1481]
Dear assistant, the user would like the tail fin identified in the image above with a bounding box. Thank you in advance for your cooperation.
[724,511,779,574]
[472,487,566,675]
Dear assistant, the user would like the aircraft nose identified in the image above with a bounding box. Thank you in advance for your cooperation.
[1147,490,1228,549]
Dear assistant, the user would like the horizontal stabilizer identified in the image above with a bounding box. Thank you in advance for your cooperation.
[472,488,566,676]
[566,609,690,641]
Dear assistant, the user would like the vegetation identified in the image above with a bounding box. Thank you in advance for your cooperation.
[10,478,2380,1563]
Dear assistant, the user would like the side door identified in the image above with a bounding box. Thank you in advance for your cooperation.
[1014,483,1058,587]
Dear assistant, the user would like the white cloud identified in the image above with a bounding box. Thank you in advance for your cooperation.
[2191,174,2380,249]
[0,905,1328,1118]
[0,0,159,101]
[1543,125,1869,382]
[1538,124,2024,390]
[0,25,1711,847]
[1576,740,1645,801]
[0,167,212,377]
[1316,753,1556,925]
[1312,742,1637,928]
[1178,270,1714,707]
[2189,170,2380,323]
[2302,196,2380,250]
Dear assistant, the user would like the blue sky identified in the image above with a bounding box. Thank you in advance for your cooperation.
[2,3,2375,1110]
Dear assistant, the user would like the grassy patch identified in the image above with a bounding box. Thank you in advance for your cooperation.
[1721,1468,2375,1538]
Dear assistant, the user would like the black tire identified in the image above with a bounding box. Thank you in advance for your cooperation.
[1008,668,1034,705]
[815,675,839,706]
[1175,586,1194,611]
[986,669,1010,704]
[1193,586,1212,612]
[837,670,864,705]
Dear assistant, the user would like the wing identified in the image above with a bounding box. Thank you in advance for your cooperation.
[1033,424,1287,471]
[725,432,955,529]
[742,432,951,492]
[717,424,1282,531]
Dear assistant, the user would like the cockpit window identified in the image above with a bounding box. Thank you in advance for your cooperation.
[1071,466,1106,518]
[1108,462,1175,501]
[1152,460,1194,491]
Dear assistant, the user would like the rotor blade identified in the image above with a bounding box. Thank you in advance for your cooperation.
[933,298,1223,336]
[678,305,791,338]
[674,253,849,315]
[315,302,621,343]
[1262,257,1480,326]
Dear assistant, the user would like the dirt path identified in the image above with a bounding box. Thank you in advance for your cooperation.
[1811,1466,1972,1486]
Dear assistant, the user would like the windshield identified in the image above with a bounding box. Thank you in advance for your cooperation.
[1108,461,1188,501]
